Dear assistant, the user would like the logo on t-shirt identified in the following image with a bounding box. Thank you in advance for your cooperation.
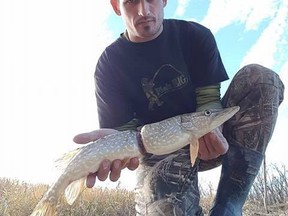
[141,64,189,110]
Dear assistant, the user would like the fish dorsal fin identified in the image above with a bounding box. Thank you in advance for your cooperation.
[65,177,86,205]
[54,148,82,171]
[189,136,199,167]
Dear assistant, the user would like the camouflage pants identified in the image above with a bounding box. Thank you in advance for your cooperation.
[134,64,285,216]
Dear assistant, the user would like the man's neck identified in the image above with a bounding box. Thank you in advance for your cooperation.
[125,25,164,43]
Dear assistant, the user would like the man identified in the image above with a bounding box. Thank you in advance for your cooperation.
[73,0,284,215]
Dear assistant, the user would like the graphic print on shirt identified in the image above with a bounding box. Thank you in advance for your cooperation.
[141,64,189,110]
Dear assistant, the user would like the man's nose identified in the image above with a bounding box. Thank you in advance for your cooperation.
[137,0,151,16]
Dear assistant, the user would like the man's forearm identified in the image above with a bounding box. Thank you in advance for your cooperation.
[196,84,223,111]
[113,118,139,131]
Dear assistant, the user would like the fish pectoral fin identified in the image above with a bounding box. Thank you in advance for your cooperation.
[189,136,199,167]
[65,177,86,205]
[55,148,82,171]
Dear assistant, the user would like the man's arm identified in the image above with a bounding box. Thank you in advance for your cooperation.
[196,84,223,111]
[114,118,139,131]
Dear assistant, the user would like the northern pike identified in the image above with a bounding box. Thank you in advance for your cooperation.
[30,106,240,216]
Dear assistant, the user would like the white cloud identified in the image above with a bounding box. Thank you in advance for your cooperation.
[198,0,288,71]
[174,0,191,17]
[201,0,280,33]
[240,1,288,68]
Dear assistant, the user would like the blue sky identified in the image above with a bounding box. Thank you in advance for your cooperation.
[0,0,287,190]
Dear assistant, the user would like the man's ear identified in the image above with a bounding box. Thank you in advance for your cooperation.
[110,0,121,16]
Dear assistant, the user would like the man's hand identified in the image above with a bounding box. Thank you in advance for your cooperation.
[73,129,140,188]
[198,127,228,160]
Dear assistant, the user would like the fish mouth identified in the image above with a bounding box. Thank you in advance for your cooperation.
[222,106,240,119]
[194,106,240,138]
[212,106,240,128]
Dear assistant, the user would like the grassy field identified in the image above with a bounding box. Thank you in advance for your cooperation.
[0,178,135,216]
[1,163,287,216]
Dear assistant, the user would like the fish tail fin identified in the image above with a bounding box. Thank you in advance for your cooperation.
[65,177,86,205]
[30,199,56,216]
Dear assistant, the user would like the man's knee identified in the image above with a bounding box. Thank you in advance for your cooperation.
[235,64,283,88]
[226,64,284,107]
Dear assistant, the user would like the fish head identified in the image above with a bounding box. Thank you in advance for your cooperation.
[180,106,240,138]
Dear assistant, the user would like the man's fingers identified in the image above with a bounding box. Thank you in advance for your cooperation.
[86,173,97,188]
[198,132,221,160]
[85,157,138,187]
[127,157,139,171]
[97,159,111,181]
[210,129,229,154]
[73,132,97,144]
[110,160,122,182]
[198,137,209,158]
[73,129,118,144]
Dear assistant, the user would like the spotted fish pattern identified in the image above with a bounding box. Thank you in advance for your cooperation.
[30,107,239,216]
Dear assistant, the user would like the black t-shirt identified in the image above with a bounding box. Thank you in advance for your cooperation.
[95,19,228,128]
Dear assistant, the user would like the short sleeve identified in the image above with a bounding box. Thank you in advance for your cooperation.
[95,51,134,128]
[188,24,228,87]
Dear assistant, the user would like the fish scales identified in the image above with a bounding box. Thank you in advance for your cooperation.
[31,106,240,216]
[64,131,141,176]
[31,131,142,216]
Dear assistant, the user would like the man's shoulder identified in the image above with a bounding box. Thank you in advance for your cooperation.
[164,19,210,33]
[163,19,214,45]
[98,36,125,61]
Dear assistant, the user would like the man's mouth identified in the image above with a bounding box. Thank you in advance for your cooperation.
[136,17,155,26]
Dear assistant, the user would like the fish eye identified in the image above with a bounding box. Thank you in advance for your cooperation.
[204,110,212,116]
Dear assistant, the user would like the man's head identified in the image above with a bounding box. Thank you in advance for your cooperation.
[110,0,167,43]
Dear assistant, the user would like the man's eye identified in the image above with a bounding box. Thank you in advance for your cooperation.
[124,0,138,4]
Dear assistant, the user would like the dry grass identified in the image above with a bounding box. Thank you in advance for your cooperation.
[199,162,288,216]
[199,196,288,216]
[0,178,135,216]
[1,163,287,216]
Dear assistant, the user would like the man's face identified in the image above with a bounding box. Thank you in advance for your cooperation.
[111,0,167,42]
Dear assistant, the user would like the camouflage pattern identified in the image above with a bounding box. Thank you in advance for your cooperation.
[135,64,284,216]
[135,148,203,215]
